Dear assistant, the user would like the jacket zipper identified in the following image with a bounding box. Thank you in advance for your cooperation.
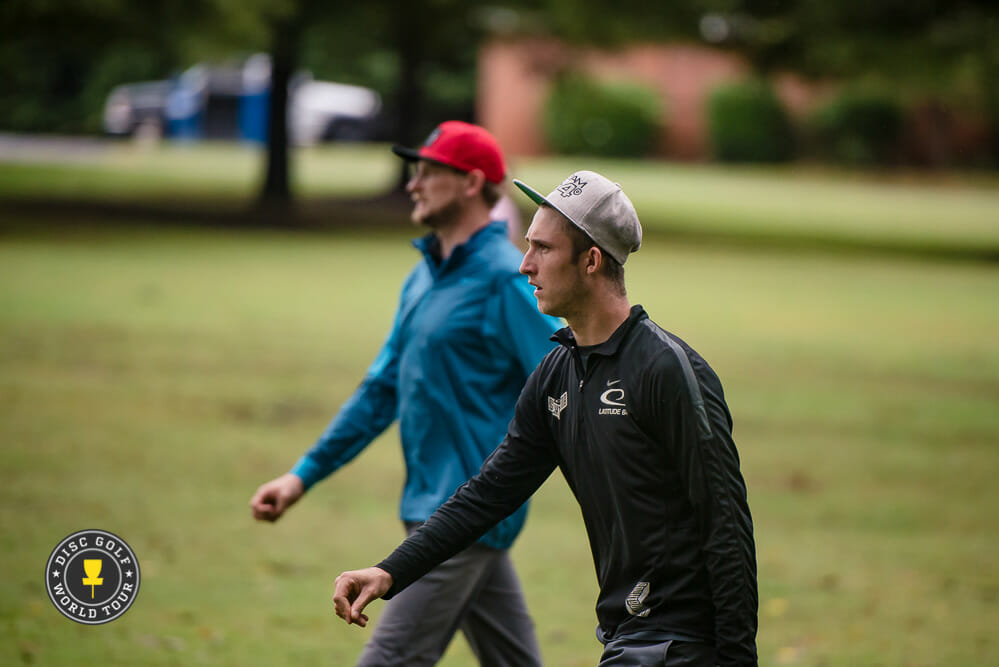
[571,348,587,392]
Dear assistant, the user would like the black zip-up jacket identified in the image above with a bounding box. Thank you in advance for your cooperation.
[378,306,758,665]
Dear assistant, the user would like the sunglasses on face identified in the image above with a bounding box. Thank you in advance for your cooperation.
[407,160,468,182]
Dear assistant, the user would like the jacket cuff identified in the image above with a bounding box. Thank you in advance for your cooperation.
[289,457,324,490]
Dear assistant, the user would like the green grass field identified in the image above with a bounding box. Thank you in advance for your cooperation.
[3,142,998,256]
[1,213,997,666]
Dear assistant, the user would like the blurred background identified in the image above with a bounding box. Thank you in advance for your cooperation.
[1,1,998,666]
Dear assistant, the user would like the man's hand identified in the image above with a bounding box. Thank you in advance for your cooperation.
[249,473,305,522]
[332,567,393,627]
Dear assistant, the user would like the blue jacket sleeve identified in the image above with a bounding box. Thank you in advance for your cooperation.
[289,282,408,490]
[483,273,561,376]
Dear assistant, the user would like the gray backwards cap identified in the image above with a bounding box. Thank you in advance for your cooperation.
[512,170,642,265]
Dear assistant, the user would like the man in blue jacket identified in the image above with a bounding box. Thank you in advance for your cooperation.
[250,121,559,666]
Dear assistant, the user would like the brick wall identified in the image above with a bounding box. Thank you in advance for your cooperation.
[477,38,817,161]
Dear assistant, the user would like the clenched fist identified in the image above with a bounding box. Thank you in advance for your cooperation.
[249,473,305,522]
[332,567,393,627]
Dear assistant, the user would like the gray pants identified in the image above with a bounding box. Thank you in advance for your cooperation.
[356,528,542,667]
[598,637,717,666]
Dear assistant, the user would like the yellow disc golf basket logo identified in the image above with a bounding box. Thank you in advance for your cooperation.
[45,529,140,625]
[83,559,103,598]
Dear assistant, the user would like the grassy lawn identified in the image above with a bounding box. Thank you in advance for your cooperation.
[0,142,398,202]
[2,142,998,255]
[1,218,997,666]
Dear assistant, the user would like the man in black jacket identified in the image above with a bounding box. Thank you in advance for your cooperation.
[333,170,759,666]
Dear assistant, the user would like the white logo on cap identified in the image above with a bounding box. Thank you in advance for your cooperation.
[422,127,442,147]
[557,175,587,197]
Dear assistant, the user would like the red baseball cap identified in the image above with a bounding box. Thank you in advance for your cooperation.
[392,121,506,184]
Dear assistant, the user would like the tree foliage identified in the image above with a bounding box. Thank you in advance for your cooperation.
[708,78,794,163]
[1,0,996,205]
[695,0,998,93]
[0,0,281,133]
[544,74,662,158]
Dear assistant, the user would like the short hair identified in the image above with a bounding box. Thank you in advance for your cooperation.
[553,207,626,294]
[481,180,503,208]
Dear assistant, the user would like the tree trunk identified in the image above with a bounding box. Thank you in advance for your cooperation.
[259,11,303,215]
[392,0,427,191]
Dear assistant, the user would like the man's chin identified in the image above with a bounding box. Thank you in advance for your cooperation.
[412,211,443,230]
[414,199,463,230]
[536,297,570,319]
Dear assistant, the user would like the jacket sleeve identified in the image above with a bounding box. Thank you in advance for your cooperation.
[647,348,758,666]
[482,273,561,377]
[289,278,409,490]
[376,368,558,596]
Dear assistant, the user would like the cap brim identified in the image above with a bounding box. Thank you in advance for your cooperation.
[514,177,604,254]
[391,145,422,161]
[392,146,469,174]
[512,179,550,207]
[514,178,580,228]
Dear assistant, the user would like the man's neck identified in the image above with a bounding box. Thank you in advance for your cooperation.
[433,206,492,260]
[566,297,632,347]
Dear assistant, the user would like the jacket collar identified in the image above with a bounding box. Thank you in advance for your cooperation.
[413,221,507,278]
[552,304,648,357]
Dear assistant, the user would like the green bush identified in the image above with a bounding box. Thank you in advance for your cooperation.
[543,74,662,158]
[707,79,795,163]
[808,89,905,165]
[0,41,174,134]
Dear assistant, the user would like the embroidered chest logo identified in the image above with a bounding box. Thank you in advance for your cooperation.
[598,380,628,416]
[557,175,587,197]
[548,392,568,419]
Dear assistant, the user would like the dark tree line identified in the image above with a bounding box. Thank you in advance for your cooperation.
[3,0,996,210]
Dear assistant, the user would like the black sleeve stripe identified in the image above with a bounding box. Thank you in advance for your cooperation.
[641,320,713,440]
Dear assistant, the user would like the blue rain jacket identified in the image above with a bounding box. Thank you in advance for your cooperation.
[292,222,560,550]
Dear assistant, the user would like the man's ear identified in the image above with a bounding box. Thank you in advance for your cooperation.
[464,169,486,198]
[583,246,603,276]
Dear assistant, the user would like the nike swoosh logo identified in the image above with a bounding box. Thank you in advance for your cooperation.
[606,379,621,386]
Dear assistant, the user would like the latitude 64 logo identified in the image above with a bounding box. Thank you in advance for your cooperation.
[45,529,140,625]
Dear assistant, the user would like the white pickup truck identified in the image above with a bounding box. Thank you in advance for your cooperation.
[102,53,382,146]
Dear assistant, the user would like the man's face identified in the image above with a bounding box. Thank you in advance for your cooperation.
[520,206,588,319]
[405,160,467,229]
